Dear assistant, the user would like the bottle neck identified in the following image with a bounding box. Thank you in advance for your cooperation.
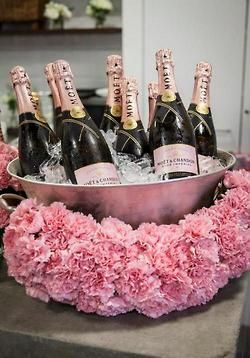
[106,72,122,107]
[14,82,38,115]
[158,62,177,95]
[148,96,156,129]
[56,75,83,112]
[48,78,61,109]
[121,90,140,123]
[191,75,210,107]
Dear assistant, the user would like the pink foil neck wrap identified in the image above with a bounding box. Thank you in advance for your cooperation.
[155,49,174,70]
[44,63,61,109]
[44,63,55,82]
[148,82,158,99]
[106,55,123,107]
[106,55,123,75]
[195,62,212,79]
[10,66,31,86]
[53,60,83,111]
[122,77,138,95]
[9,66,37,114]
[191,62,212,105]
[155,49,177,94]
[148,82,158,129]
[53,60,74,80]
[121,77,140,123]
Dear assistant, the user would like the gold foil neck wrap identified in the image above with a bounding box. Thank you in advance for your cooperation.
[148,82,158,99]
[155,49,174,70]
[111,104,122,117]
[53,60,74,80]
[70,105,86,119]
[10,66,31,85]
[44,63,55,82]
[123,117,138,130]
[122,77,138,95]
[106,55,123,75]
[195,62,212,78]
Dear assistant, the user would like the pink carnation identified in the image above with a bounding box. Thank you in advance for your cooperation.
[224,169,250,191]
[0,142,19,190]
[0,207,10,228]
[2,169,250,318]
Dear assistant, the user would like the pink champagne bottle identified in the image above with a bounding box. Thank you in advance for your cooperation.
[188,62,217,157]
[53,59,120,185]
[44,63,63,139]
[100,55,123,132]
[10,65,57,176]
[115,77,149,157]
[149,49,199,179]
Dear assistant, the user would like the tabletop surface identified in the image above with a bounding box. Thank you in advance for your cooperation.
[0,262,248,358]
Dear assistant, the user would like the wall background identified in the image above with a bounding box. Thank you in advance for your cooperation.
[122,0,250,153]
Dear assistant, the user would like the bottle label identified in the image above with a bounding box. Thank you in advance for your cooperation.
[154,143,198,175]
[74,162,120,185]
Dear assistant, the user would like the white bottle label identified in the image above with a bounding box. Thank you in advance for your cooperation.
[74,162,120,185]
[154,143,198,175]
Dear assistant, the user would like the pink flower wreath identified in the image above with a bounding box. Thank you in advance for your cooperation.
[0,141,21,229]
[2,170,250,318]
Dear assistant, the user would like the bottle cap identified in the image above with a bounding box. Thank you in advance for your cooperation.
[195,62,212,78]
[10,66,31,85]
[155,49,174,70]
[106,55,123,74]
[53,60,74,80]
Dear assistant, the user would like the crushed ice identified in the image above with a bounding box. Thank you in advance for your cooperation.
[24,130,225,184]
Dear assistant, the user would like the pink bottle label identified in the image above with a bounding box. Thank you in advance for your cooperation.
[154,144,198,175]
[74,162,120,185]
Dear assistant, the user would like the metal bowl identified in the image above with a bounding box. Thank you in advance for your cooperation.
[5,150,235,227]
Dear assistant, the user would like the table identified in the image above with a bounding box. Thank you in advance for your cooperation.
[0,262,248,358]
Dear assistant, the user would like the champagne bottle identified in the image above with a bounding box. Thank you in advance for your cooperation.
[115,77,149,157]
[149,49,199,179]
[147,82,158,132]
[53,59,120,185]
[10,66,57,176]
[99,55,123,132]
[188,62,217,157]
[44,63,63,139]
